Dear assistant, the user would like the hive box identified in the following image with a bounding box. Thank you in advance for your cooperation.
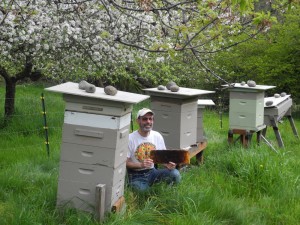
[264,95,292,125]
[57,178,125,212]
[224,83,275,131]
[60,142,127,168]
[63,94,133,116]
[144,87,214,149]
[62,123,130,149]
[58,161,126,188]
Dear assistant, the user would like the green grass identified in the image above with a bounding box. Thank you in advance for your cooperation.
[0,84,299,225]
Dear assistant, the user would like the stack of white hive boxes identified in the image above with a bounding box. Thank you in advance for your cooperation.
[143,87,214,149]
[226,83,275,131]
[45,82,149,214]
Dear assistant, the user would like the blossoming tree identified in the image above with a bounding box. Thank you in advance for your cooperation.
[0,0,289,117]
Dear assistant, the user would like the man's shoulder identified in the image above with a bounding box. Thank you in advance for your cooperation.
[129,130,139,138]
[150,130,163,138]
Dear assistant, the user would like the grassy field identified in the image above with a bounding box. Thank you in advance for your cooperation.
[0,84,299,225]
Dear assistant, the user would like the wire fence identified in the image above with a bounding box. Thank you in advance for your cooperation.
[0,91,65,157]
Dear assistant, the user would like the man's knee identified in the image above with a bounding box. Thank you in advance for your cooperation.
[170,169,181,184]
[130,181,150,192]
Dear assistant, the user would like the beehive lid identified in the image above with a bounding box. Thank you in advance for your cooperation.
[45,82,150,104]
[197,99,215,106]
[143,87,214,99]
[264,95,291,107]
[223,83,276,92]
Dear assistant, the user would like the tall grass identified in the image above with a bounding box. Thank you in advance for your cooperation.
[0,84,299,225]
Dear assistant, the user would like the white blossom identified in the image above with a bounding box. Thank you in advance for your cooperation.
[156,57,165,63]
[0,0,263,80]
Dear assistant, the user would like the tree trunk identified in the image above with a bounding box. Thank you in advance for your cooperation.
[1,62,34,119]
[5,78,17,117]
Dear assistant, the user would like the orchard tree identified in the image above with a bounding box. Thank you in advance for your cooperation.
[212,4,300,102]
[0,0,289,117]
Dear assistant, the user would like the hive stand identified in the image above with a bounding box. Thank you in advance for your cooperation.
[263,94,299,148]
[45,82,149,222]
[143,87,215,164]
[224,83,275,148]
[228,129,263,148]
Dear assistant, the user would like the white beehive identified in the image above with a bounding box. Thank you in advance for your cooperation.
[263,94,299,148]
[225,83,275,131]
[45,82,149,214]
[264,95,292,125]
[143,87,214,149]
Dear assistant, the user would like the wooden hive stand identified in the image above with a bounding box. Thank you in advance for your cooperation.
[228,129,263,148]
[188,141,207,164]
[263,95,299,148]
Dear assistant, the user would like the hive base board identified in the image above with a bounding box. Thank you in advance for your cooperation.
[111,196,126,213]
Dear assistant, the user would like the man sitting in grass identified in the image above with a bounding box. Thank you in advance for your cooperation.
[126,108,181,191]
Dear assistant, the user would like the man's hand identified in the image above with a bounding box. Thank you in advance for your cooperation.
[141,158,154,169]
[164,162,176,170]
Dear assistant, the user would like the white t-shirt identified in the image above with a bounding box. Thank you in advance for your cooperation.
[127,130,166,170]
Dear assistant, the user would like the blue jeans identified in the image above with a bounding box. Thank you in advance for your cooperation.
[127,168,181,192]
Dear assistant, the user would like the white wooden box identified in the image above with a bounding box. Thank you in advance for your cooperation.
[58,161,126,187]
[160,129,196,149]
[64,111,130,130]
[62,124,129,149]
[153,110,197,132]
[64,95,133,116]
[150,97,197,113]
[57,178,125,213]
[60,142,127,168]
[264,95,292,125]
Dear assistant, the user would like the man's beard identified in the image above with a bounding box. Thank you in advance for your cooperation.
[141,123,153,132]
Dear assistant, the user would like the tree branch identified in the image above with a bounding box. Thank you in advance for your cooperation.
[108,0,196,13]
[0,66,10,82]
[115,37,168,53]
[15,61,33,81]
[0,0,15,26]
[189,41,230,85]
